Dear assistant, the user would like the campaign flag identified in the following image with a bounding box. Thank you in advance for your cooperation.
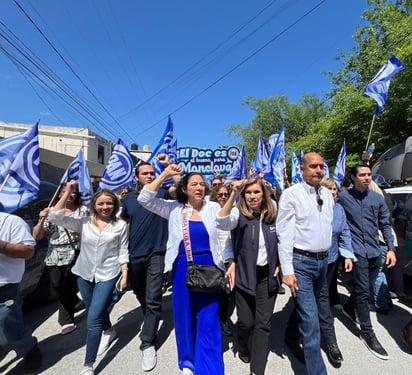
[291,145,302,183]
[250,135,269,175]
[0,122,40,213]
[147,116,174,176]
[333,140,346,189]
[299,146,304,163]
[226,145,247,181]
[169,138,178,164]
[323,159,330,178]
[265,124,286,190]
[60,148,93,206]
[98,138,134,192]
[364,55,404,114]
[266,133,279,156]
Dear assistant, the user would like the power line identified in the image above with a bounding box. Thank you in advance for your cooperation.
[134,0,328,137]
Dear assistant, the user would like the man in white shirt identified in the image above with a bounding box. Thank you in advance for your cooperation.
[0,211,42,374]
[277,152,334,375]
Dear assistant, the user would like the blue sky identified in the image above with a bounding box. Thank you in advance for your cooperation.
[0,0,368,151]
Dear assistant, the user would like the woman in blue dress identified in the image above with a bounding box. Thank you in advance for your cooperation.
[138,162,237,375]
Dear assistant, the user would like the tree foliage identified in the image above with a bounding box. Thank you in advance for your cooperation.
[226,0,412,176]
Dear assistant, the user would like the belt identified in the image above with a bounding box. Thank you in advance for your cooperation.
[293,248,328,260]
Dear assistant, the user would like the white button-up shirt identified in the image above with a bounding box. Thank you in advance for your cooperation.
[276,181,334,275]
[48,209,129,282]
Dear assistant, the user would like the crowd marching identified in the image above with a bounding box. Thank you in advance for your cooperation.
[1,147,412,375]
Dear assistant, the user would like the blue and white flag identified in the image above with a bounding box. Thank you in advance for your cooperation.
[266,133,279,156]
[168,138,178,164]
[299,146,304,163]
[0,122,40,213]
[98,138,134,192]
[333,140,346,189]
[265,124,286,190]
[291,145,302,183]
[60,149,93,206]
[250,135,269,175]
[364,55,404,114]
[226,145,247,181]
[147,116,174,176]
[323,159,330,178]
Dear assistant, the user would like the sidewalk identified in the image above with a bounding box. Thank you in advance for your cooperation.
[1,280,411,374]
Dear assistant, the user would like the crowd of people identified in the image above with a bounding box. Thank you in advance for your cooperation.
[0,152,411,375]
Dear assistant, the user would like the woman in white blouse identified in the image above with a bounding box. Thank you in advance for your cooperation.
[48,180,129,375]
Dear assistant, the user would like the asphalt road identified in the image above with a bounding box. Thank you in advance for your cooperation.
[1,277,411,375]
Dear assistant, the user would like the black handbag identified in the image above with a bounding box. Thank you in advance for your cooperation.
[182,207,230,294]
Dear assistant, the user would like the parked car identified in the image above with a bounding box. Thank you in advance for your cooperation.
[14,181,60,306]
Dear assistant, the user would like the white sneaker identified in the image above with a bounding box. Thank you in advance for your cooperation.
[79,367,94,375]
[182,368,194,375]
[142,346,157,372]
[97,328,117,356]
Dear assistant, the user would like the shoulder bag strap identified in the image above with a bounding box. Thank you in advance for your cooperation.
[182,206,193,264]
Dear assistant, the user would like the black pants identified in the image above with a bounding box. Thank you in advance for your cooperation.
[235,267,276,375]
[327,259,340,306]
[129,253,165,350]
[48,264,79,326]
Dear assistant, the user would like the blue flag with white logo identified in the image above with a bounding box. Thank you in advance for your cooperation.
[98,138,134,192]
[226,145,247,181]
[291,145,302,183]
[265,124,286,190]
[147,116,174,176]
[364,55,404,114]
[323,159,330,178]
[60,149,93,206]
[333,140,346,189]
[250,135,269,175]
[0,122,40,213]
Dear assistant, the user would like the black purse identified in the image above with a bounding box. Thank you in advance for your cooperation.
[182,207,230,294]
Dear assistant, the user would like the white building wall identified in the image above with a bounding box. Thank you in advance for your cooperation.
[0,122,112,165]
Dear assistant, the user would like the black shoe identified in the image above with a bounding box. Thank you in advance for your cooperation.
[360,332,389,360]
[22,345,42,373]
[285,336,305,364]
[278,285,286,295]
[238,352,250,364]
[342,304,359,326]
[325,342,343,368]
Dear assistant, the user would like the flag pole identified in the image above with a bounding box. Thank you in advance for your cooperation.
[365,113,376,152]
[0,174,10,192]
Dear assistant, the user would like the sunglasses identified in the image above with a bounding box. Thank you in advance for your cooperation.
[316,192,323,207]
[217,193,229,198]
[141,172,155,176]
[212,183,222,187]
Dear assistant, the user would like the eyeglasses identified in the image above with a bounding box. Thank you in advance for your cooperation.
[316,192,323,207]
[217,193,229,198]
[141,172,155,176]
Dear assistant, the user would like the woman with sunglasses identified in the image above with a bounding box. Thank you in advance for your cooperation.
[209,184,234,336]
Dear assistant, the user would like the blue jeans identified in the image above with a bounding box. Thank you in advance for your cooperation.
[345,255,380,334]
[129,253,165,350]
[0,284,36,356]
[293,253,328,375]
[77,276,117,365]
[373,245,391,310]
